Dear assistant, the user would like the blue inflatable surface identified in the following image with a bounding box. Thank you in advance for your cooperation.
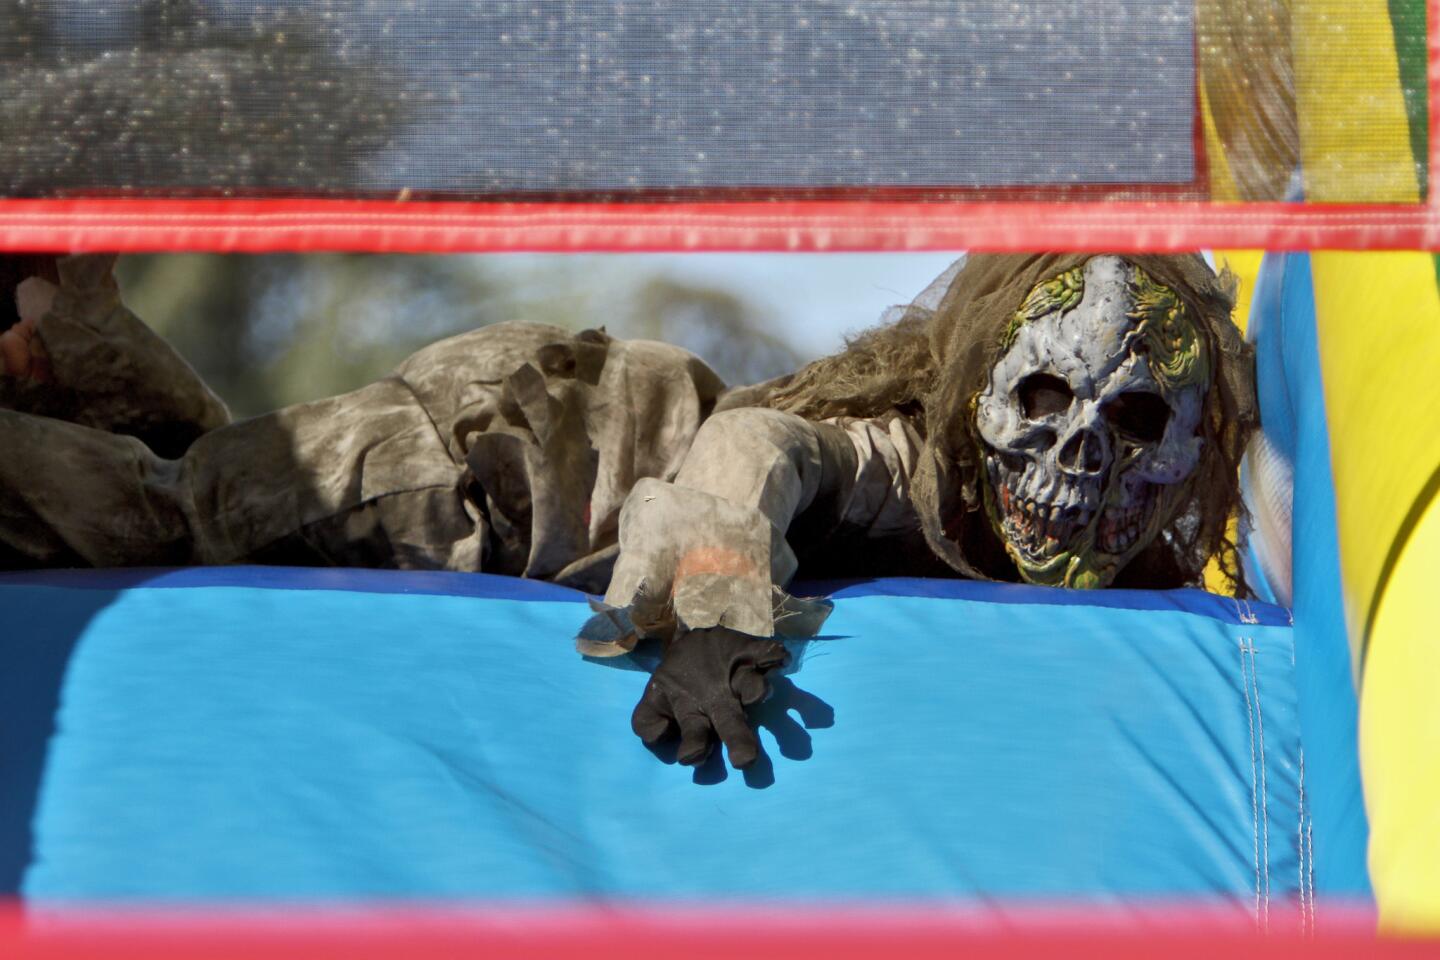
[1247,252,1369,896]
[2,568,1302,910]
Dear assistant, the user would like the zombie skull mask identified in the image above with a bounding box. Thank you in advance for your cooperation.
[973,255,1211,589]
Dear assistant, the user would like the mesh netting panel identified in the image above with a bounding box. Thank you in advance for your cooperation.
[1,0,1197,198]
[0,0,1428,206]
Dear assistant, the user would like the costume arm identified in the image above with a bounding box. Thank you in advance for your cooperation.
[3,255,230,456]
[585,407,920,652]
[674,406,856,543]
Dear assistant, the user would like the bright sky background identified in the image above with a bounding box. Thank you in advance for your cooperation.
[482,251,964,360]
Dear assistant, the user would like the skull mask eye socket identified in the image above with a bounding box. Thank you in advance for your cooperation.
[1103,390,1170,443]
[1017,373,1073,419]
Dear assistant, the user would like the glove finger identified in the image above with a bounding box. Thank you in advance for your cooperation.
[630,683,676,744]
[675,710,714,766]
[752,640,788,672]
[709,701,761,769]
[731,663,769,707]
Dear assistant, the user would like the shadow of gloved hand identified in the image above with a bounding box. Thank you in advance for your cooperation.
[631,626,787,769]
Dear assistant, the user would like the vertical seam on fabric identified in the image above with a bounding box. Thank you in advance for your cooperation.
[1247,637,1272,927]
[1296,746,1304,929]
[1290,636,1311,932]
[1306,816,1316,931]
[1238,636,1262,924]
[1297,746,1312,934]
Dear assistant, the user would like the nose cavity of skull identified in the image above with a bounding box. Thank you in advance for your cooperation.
[1058,426,1106,475]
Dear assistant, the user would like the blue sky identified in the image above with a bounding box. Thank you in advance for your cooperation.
[478,251,964,358]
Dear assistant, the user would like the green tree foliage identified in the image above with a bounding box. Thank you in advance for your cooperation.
[116,254,499,416]
[115,255,803,419]
[630,278,801,388]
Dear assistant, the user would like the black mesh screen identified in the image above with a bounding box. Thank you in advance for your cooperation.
[0,0,1196,198]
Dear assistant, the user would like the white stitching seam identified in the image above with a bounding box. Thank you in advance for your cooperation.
[1247,638,1271,928]
[1306,816,1316,931]
[1234,596,1259,625]
[1298,748,1311,934]
[1238,636,1262,925]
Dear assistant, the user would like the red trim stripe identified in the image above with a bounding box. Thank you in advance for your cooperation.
[0,903,1418,960]
[0,198,1437,254]
[0,0,1435,255]
[1430,0,1440,193]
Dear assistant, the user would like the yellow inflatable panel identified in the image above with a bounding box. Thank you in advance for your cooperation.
[1312,252,1440,930]
[1291,0,1420,202]
[1310,252,1440,658]
[1290,0,1435,928]
[1363,492,1440,930]
[1213,250,1264,334]
[1199,84,1243,203]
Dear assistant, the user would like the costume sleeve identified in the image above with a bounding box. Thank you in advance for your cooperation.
[580,407,922,654]
[9,255,230,456]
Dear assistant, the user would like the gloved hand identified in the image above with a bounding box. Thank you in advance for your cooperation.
[631,626,788,768]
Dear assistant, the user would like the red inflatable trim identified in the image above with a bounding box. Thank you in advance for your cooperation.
[0,902,1420,960]
[0,197,1438,253]
[0,0,1434,254]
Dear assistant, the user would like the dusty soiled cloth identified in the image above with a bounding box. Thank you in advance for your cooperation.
[0,257,727,581]
[0,257,923,639]
[0,255,230,458]
[0,254,1254,650]
[593,253,1258,648]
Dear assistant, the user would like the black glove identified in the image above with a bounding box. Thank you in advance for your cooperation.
[631,626,788,768]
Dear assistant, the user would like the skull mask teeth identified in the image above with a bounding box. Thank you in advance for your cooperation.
[973,256,1208,588]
